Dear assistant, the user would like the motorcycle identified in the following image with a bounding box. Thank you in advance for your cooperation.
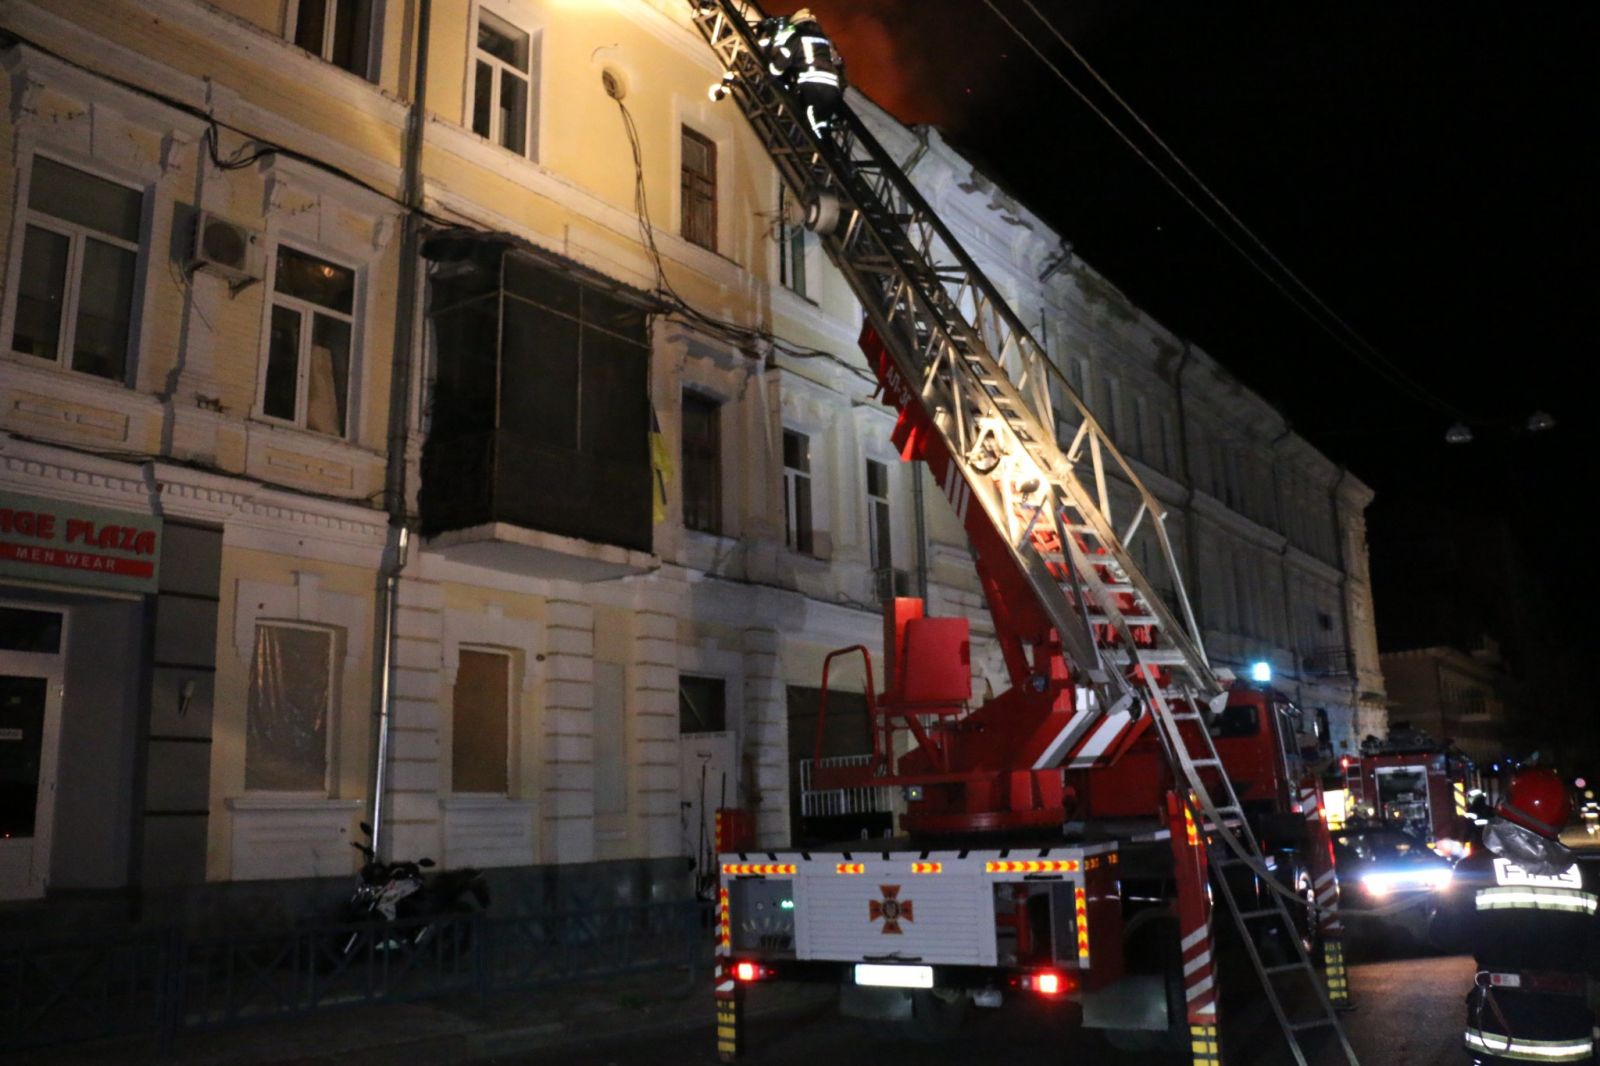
[336,822,491,957]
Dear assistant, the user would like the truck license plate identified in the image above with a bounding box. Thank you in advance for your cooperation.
[854,964,934,989]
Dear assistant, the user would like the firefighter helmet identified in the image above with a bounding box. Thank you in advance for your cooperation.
[791,7,815,22]
[1497,768,1572,839]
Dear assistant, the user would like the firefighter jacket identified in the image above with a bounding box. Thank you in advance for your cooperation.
[1459,835,1600,1064]
[761,18,845,101]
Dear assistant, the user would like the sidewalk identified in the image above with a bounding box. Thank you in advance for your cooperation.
[14,969,834,1066]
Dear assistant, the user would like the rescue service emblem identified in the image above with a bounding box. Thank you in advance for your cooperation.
[869,885,914,934]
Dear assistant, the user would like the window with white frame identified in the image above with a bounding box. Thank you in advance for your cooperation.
[472,7,534,156]
[261,245,356,436]
[245,623,335,791]
[783,428,814,555]
[451,647,511,794]
[777,181,808,298]
[11,156,142,383]
[866,458,892,573]
[291,0,376,80]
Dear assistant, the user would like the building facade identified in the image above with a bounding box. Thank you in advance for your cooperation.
[0,0,1383,909]
[1380,642,1519,767]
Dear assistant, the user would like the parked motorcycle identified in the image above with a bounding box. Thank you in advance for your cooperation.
[336,822,491,957]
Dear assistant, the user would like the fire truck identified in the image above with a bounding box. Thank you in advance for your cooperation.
[1333,731,1481,853]
[686,4,1359,1063]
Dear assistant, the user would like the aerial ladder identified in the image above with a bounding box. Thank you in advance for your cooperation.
[686,3,1357,1062]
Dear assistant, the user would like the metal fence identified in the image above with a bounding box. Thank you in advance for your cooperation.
[799,753,897,818]
[0,900,707,1054]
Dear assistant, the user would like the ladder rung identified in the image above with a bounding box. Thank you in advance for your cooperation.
[1189,758,1222,768]
[1289,1018,1336,1032]
[1235,908,1280,920]
[1263,963,1303,975]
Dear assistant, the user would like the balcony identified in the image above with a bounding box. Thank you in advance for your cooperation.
[1301,644,1355,679]
[419,232,658,581]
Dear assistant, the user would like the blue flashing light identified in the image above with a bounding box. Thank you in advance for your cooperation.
[1249,661,1272,683]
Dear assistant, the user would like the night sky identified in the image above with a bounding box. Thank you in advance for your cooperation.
[769,2,1599,756]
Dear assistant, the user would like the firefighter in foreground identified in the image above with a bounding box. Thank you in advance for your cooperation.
[758,8,845,133]
[1460,768,1598,1063]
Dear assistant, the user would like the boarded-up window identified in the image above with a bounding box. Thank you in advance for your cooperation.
[246,624,333,791]
[681,126,717,250]
[594,661,627,815]
[452,648,511,794]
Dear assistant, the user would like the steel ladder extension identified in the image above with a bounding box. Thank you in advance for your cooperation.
[685,4,1357,1061]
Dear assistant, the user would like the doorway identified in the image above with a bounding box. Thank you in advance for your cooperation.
[0,605,67,900]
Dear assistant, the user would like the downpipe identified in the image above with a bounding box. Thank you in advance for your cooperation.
[369,526,409,859]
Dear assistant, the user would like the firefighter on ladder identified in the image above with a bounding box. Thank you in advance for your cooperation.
[1460,768,1599,1064]
[758,8,846,134]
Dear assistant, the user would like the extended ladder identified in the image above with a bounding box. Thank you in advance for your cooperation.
[687,4,1356,1061]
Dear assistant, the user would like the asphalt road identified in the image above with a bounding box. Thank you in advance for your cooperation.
[480,952,1476,1065]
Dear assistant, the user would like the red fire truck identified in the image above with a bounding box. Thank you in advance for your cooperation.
[687,4,1358,1063]
[1336,732,1481,854]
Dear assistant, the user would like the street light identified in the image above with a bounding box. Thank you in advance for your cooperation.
[1443,410,1557,444]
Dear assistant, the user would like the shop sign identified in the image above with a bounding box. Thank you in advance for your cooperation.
[0,490,162,594]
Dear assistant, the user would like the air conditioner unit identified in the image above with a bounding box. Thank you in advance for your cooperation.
[191,211,263,288]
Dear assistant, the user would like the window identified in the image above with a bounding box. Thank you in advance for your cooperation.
[245,623,334,791]
[681,126,717,251]
[682,390,723,535]
[1132,395,1149,460]
[783,429,814,555]
[473,7,533,156]
[866,459,892,572]
[594,661,627,815]
[292,0,374,79]
[262,246,355,435]
[777,182,807,297]
[12,156,141,382]
[680,675,727,734]
[452,648,510,794]
[1098,374,1120,441]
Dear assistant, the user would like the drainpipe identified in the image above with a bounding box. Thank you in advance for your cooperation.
[1328,467,1363,750]
[1173,341,1203,634]
[1266,422,1296,692]
[371,0,432,860]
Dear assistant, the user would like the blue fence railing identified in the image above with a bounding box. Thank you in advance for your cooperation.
[0,900,708,1054]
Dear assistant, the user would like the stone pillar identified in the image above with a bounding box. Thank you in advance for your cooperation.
[742,626,789,846]
[633,584,682,857]
[543,597,595,863]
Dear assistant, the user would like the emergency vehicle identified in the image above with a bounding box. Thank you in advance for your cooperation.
[687,3,1360,1062]
[1332,731,1481,855]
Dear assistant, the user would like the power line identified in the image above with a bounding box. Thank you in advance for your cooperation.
[975,0,1462,418]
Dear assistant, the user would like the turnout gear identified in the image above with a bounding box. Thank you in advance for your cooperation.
[759,12,846,133]
[1462,772,1596,1064]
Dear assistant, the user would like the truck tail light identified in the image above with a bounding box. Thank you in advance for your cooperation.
[733,961,771,982]
[1017,970,1072,997]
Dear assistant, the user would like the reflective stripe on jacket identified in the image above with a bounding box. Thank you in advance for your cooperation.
[1476,886,1599,915]
[1464,1026,1594,1062]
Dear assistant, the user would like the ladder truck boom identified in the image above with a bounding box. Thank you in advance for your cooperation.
[691,0,1223,832]
[687,4,1358,1061]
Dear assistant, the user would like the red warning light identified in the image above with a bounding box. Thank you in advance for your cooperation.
[735,961,758,982]
[1034,971,1064,996]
